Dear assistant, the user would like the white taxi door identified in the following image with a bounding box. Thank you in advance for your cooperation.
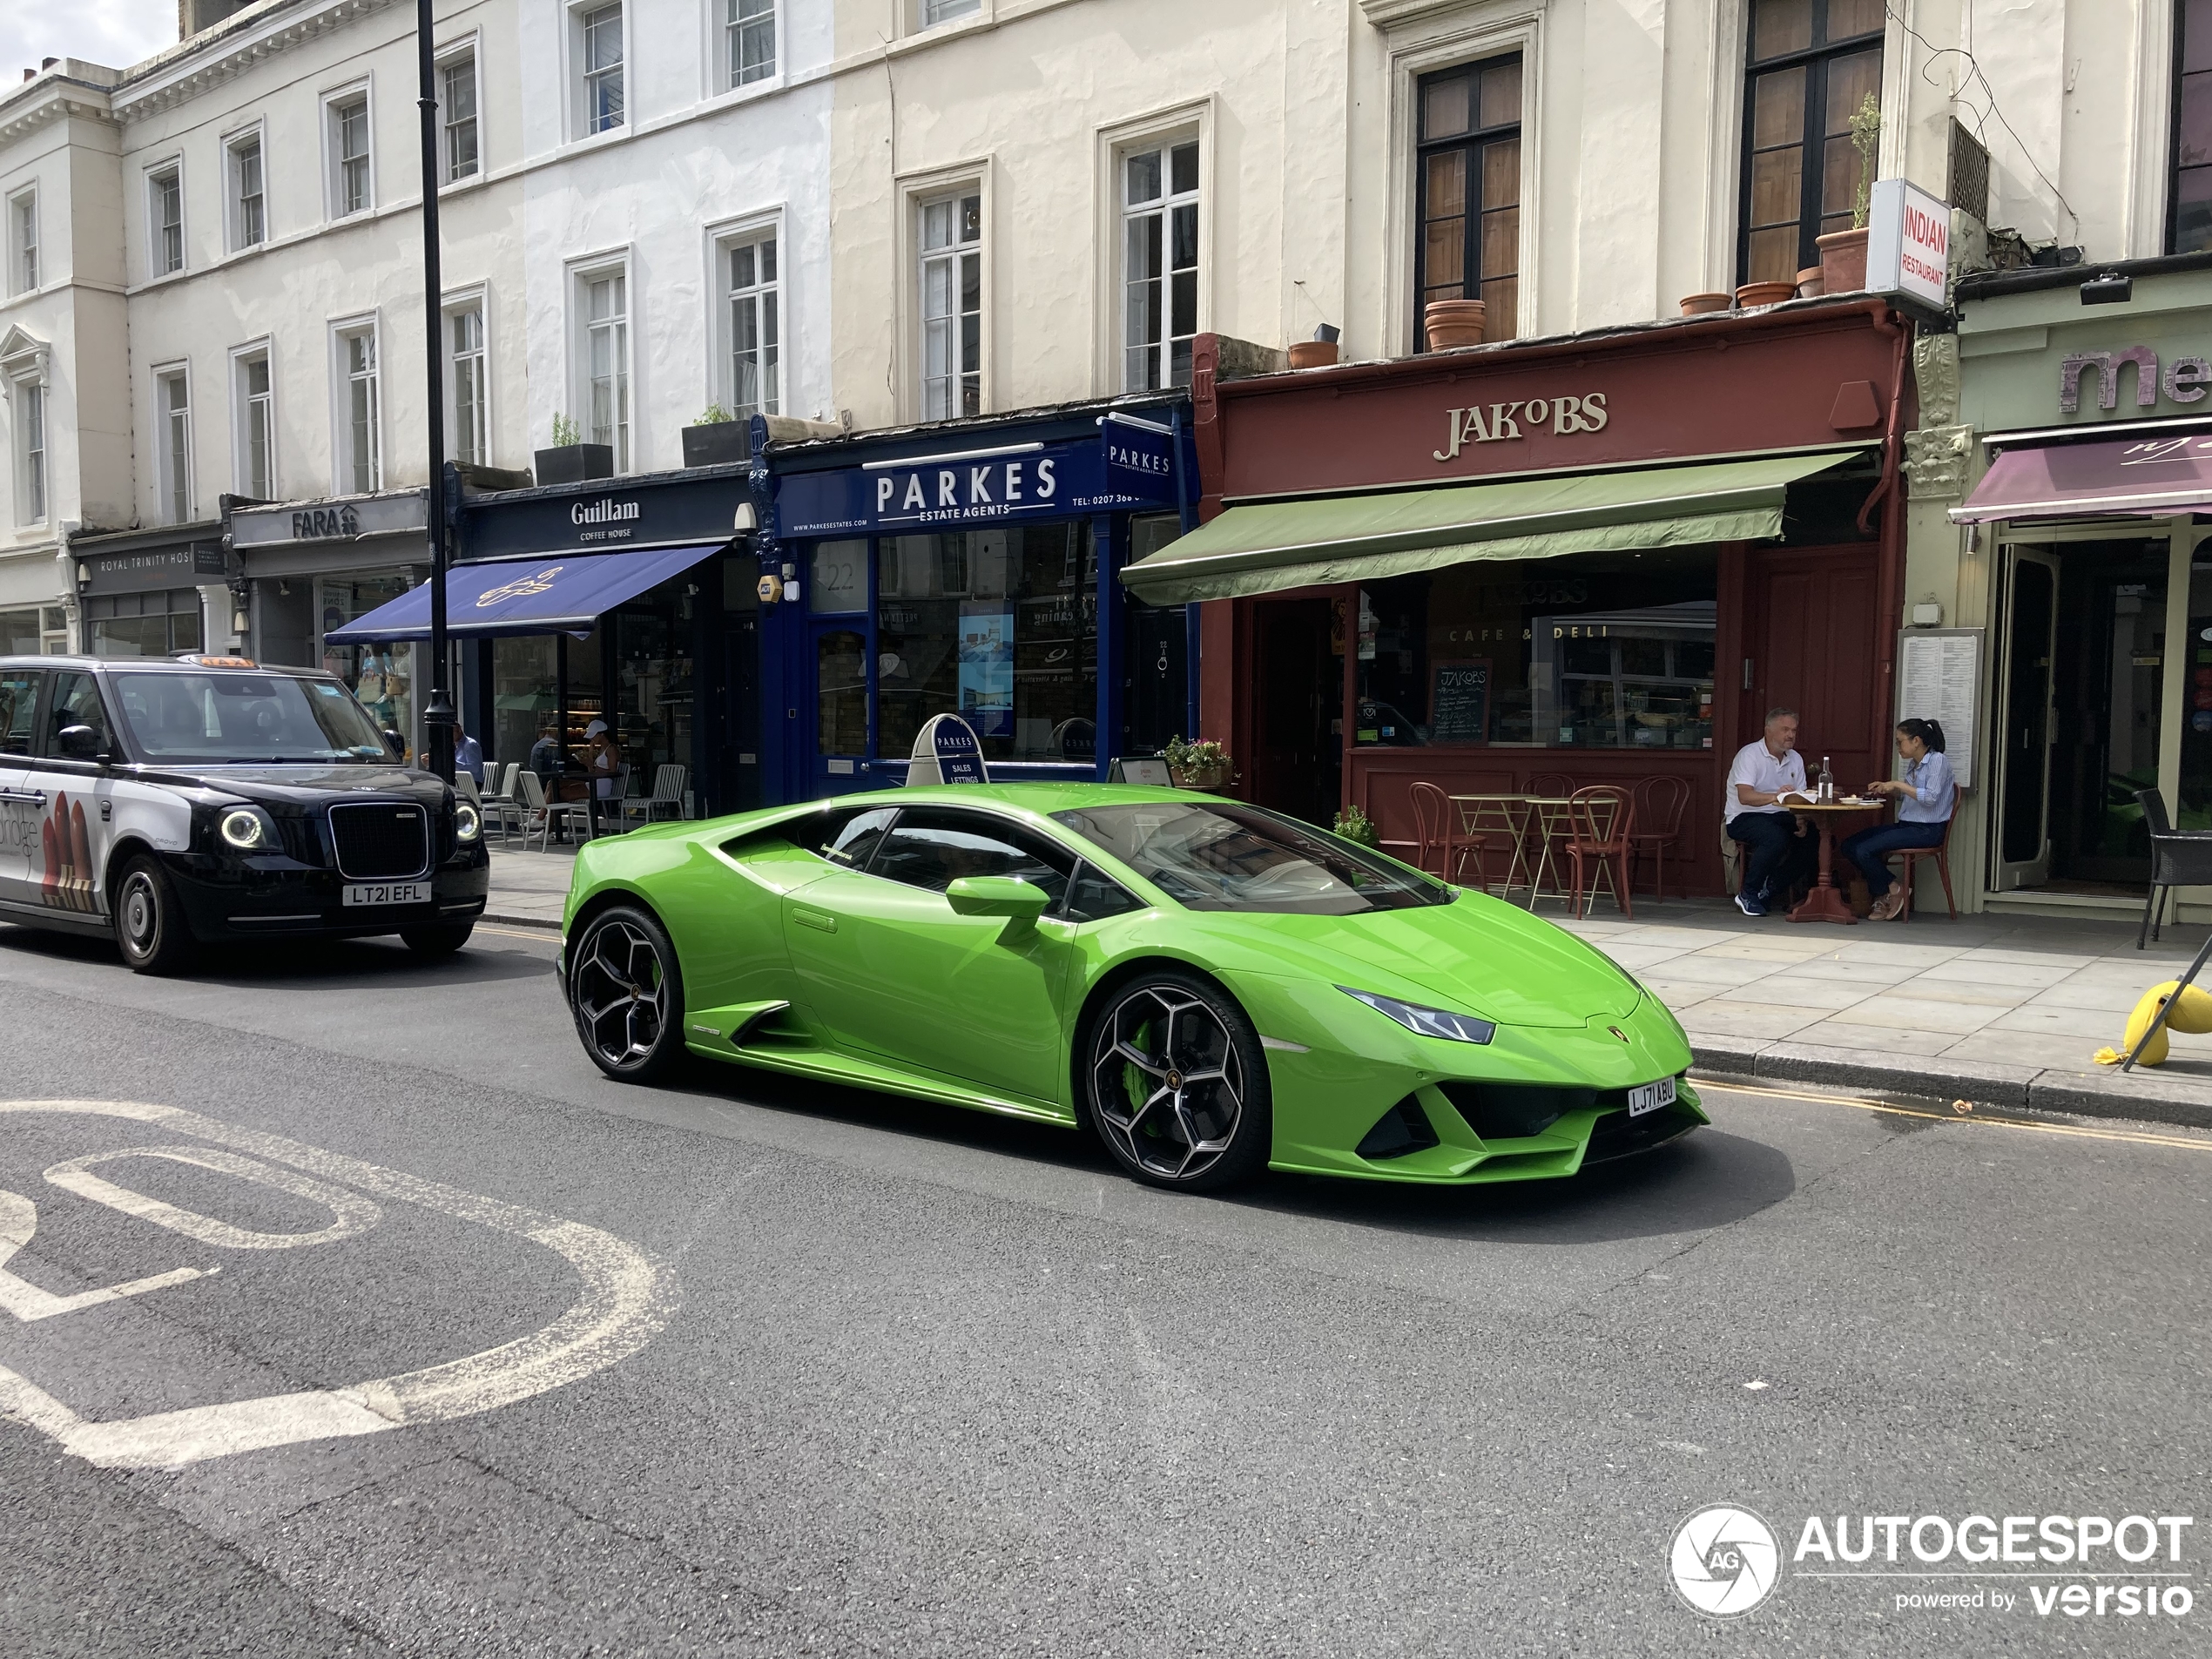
[0,668,45,911]
[29,670,124,920]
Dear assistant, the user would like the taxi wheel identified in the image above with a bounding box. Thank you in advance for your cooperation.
[568,905,685,1082]
[401,923,474,957]
[114,856,199,976]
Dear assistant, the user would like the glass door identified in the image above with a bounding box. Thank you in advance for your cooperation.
[805,540,874,796]
[1993,548,2058,890]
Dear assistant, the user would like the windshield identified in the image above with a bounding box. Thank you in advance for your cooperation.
[111,671,395,765]
[1053,801,1452,914]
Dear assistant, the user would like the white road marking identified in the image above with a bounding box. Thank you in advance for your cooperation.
[0,1188,207,1323]
[0,1099,678,1470]
[44,1144,381,1250]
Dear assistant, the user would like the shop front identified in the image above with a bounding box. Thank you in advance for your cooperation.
[1123,308,1915,894]
[67,522,231,658]
[327,462,759,816]
[759,396,1197,804]
[1946,257,2212,915]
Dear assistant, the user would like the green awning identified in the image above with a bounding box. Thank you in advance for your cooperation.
[1117,448,1868,604]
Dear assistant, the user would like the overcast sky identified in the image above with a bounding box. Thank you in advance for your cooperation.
[4,0,178,81]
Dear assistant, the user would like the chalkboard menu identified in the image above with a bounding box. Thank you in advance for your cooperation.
[1431,659,1491,745]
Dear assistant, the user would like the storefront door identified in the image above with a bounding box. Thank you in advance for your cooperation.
[810,617,873,795]
[1251,597,1338,826]
[1744,546,1879,803]
[1993,548,2058,888]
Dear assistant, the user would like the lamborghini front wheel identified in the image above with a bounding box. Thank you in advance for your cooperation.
[1082,970,1272,1191]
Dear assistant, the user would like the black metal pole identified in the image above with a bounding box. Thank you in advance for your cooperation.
[416,0,455,783]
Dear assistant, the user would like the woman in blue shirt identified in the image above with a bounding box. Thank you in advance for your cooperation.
[1841,718,1956,921]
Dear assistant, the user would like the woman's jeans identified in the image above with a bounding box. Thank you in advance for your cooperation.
[1839,819,1948,897]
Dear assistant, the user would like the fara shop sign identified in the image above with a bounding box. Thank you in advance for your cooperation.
[229,491,428,547]
[775,424,1180,540]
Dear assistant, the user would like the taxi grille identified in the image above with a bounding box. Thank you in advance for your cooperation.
[328,803,431,880]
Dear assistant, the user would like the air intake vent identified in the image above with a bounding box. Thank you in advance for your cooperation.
[1356,1096,1441,1160]
[1436,1082,1586,1142]
[328,802,430,880]
[1948,119,1990,221]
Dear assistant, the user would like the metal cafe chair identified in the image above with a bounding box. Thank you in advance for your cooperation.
[1562,785,1635,919]
[1379,782,1461,880]
[621,764,690,828]
[2135,787,2212,948]
[1629,773,1691,900]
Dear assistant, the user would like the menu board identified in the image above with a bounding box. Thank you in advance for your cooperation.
[1896,629,1980,787]
[1431,659,1492,745]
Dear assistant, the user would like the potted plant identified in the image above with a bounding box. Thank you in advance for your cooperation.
[1288,324,1340,370]
[1816,92,1881,295]
[1734,279,1797,308]
[682,403,750,468]
[1164,734,1234,792]
[1332,803,1380,849]
[1678,293,1732,316]
[1423,298,1487,351]
[534,415,614,486]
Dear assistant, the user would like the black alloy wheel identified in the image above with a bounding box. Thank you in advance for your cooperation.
[568,905,685,1082]
[113,855,199,976]
[1082,968,1272,1191]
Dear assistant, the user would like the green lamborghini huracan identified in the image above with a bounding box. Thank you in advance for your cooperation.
[557,784,1703,1191]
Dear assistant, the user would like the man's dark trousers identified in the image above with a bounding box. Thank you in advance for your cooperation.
[1729,811,1815,901]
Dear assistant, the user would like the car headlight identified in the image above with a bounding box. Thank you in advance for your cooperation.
[218,807,266,850]
[1338,986,1496,1045]
[455,801,482,843]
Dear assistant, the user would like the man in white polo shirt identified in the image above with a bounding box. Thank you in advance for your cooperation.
[1725,706,1816,917]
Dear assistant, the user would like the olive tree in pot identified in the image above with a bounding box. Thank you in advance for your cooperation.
[1814,93,1882,295]
[682,404,750,468]
[534,414,614,485]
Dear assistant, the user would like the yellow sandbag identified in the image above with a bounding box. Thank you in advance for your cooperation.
[2092,981,2212,1066]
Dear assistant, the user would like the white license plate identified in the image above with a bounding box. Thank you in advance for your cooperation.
[1627,1076,1677,1118]
[343,881,430,907]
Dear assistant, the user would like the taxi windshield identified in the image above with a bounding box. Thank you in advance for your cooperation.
[111,671,395,765]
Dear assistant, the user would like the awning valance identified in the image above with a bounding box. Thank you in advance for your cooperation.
[1116,449,1866,605]
[324,544,723,642]
[1950,433,2212,524]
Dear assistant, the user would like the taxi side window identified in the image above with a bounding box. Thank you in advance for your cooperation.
[0,671,42,757]
[47,672,114,756]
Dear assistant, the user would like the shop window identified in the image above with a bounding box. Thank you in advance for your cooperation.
[442,49,480,183]
[577,3,625,138]
[84,590,204,659]
[235,348,273,499]
[149,164,184,277]
[7,188,34,294]
[0,608,44,652]
[1413,54,1521,347]
[875,524,1097,764]
[1739,0,1885,287]
[494,635,557,779]
[227,131,264,251]
[611,580,696,806]
[319,576,412,742]
[918,192,982,419]
[1121,138,1199,391]
[1355,548,1717,752]
[2174,1,2212,251]
[327,90,373,219]
[157,369,192,523]
[727,0,775,89]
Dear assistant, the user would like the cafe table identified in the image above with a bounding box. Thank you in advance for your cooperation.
[1783,798,1885,925]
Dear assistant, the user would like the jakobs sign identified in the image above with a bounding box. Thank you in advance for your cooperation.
[1433,392,1609,461]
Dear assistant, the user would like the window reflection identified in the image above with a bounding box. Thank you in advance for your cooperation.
[818,628,867,755]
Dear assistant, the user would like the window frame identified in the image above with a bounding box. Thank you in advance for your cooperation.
[1735,0,1888,287]
[330,315,382,496]
[7,186,36,296]
[323,82,375,221]
[1116,132,1203,394]
[145,159,185,280]
[1410,51,1526,351]
[724,0,777,93]
[9,373,46,526]
[437,42,482,186]
[154,365,193,525]
[572,1,628,140]
[224,125,266,254]
[231,341,275,501]
[570,255,633,471]
[445,288,491,467]
[913,180,986,421]
[714,220,781,421]
[916,0,983,30]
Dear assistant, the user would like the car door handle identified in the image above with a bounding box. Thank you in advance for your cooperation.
[0,788,44,805]
[792,907,837,934]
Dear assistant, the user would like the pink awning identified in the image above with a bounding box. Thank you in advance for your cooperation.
[1951,432,2212,523]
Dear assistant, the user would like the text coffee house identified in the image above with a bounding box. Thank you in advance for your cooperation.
[1122,303,1917,893]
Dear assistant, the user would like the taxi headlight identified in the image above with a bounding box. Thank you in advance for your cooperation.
[218,807,266,850]
[1338,986,1496,1045]
[455,801,482,842]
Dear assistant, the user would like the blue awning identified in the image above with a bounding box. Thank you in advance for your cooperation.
[324,544,723,642]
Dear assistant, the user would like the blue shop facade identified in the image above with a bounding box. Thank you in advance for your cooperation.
[752,394,1198,804]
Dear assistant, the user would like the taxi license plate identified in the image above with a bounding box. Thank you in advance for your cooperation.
[1627,1077,1676,1118]
[343,881,430,907]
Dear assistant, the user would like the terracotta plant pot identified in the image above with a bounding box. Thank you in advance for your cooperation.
[1816,226,1870,295]
[1287,340,1340,369]
[1423,299,1487,351]
[1677,292,1732,316]
[1734,280,1797,309]
[1796,266,1824,299]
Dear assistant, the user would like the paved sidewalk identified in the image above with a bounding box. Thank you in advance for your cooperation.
[482,841,574,929]
[1554,898,2212,1130]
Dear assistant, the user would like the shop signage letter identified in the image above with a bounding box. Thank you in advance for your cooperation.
[1433,391,1608,461]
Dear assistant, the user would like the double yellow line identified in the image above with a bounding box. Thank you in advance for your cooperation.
[1695,1077,2212,1154]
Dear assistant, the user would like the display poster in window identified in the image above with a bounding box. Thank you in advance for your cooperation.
[957,602,1015,738]
[1430,659,1491,745]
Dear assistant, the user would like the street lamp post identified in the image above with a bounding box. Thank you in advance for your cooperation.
[415,0,455,784]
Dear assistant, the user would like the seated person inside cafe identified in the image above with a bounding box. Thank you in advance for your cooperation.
[1838,718,1955,923]
[1725,706,1818,917]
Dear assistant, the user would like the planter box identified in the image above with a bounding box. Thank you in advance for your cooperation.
[681,421,750,469]
[533,444,614,485]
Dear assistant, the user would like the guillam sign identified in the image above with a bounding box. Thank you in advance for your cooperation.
[1865,178,1951,308]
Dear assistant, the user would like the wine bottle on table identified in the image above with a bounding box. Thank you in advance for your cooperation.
[1818,755,1834,803]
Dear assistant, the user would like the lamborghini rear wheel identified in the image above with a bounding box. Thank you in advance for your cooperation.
[1082,970,1271,1191]
[569,905,685,1082]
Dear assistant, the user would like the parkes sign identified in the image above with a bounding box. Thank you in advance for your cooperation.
[1865,178,1951,308]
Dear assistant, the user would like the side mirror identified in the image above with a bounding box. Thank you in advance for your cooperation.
[56,725,105,761]
[945,875,1052,921]
[381,728,406,757]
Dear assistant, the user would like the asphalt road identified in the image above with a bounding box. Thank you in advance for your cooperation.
[0,921,2205,1657]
